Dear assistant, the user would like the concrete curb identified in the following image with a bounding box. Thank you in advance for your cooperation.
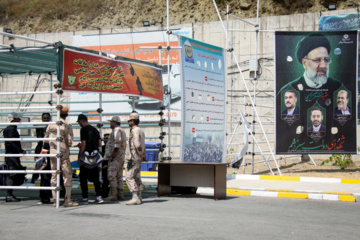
[226,174,360,184]
[224,188,357,202]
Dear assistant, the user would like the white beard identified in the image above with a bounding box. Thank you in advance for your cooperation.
[306,66,328,86]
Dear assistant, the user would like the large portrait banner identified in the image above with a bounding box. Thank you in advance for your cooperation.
[275,31,358,154]
[179,36,227,163]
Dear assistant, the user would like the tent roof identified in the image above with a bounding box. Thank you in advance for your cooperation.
[0,42,160,77]
[0,45,57,75]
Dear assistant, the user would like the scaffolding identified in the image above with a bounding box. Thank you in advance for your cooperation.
[0,32,167,207]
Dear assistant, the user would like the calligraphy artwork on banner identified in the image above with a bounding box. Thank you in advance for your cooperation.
[275,31,358,154]
[179,36,227,163]
[61,48,163,101]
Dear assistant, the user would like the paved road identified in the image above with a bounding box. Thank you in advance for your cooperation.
[0,188,359,240]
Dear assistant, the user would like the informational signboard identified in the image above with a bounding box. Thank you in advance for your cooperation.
[319,13,360,31]
[275,31,358,154]
[179,36,227,163]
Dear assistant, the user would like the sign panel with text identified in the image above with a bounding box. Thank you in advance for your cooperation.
[61,48,163,101]
[179,36,227,163]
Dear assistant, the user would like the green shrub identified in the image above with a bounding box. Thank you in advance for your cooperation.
[321,154,355,170]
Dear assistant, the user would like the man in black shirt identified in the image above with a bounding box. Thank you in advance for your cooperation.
[77,114,103,204]
[3,112,26,202]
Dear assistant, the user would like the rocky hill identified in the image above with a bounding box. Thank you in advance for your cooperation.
[0,0,356,34]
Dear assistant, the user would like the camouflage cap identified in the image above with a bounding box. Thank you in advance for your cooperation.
[8,112,23,120]
[109,116,121,123]
[128,111,139,121]
[60,107,69,115]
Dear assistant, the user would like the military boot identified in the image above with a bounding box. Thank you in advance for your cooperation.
[52,191,58,207]
[126,192,141,205]
[104,187,118,202]
[63,195,79,207]
[137,191,143,203]
[117,189,125,201]
[63,187,79,207]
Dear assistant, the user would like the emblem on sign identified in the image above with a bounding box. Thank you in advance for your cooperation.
[67,75,76,86]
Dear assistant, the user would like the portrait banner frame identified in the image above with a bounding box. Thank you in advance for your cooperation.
[275,31,358,154]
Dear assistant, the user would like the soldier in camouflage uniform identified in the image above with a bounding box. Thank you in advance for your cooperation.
[125,111,147,205]
[104,116,126,202]
[45,107,78,207]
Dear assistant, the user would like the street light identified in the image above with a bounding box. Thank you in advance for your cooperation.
[328,3,336,10]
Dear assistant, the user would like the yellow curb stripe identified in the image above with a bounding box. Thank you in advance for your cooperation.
[278,192,308,199]
[341,179,360,184]
[260,176,300,181]
[339,195,356,202]
[267,188,293,192]
[227,189,251,196]
[141,171,158,176]
[324,191,352,195]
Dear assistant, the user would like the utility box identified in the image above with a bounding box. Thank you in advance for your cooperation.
[142,141,161,171]
[249,59,258,72]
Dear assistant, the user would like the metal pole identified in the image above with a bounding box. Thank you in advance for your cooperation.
[0,31,53,45]
[159,44,164,161]
[252,81,257,174]
[99,93,103,181]
[0,91,56,95]
[166,0,171,161]
[99,93,103,137]
[243,96,247,174]
[226,5,229,50]
[56,82,61,208]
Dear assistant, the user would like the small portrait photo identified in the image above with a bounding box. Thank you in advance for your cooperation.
[334,89,351,115]
[307,107,326,133]
[281,89,300,116]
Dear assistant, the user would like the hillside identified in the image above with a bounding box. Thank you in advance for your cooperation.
[0,0,355,34]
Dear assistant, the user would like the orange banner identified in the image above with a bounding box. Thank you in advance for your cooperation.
[82,42,180,64]
[61,48,163,101]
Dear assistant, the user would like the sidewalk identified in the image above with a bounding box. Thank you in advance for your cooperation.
[139,172,360,203]
[222,174,360,203]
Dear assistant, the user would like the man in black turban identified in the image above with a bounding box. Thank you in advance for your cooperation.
[278,33,341,95]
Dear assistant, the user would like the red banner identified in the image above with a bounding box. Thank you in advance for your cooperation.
[62,48,163,101]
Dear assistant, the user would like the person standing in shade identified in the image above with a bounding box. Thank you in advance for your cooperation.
[32,112,52,204]
[45,107,78,207]
[101,133,110,198]
[104,116,126,202]
[3,112,26,202]
[77,114,103,204]
[125,111,147,205]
